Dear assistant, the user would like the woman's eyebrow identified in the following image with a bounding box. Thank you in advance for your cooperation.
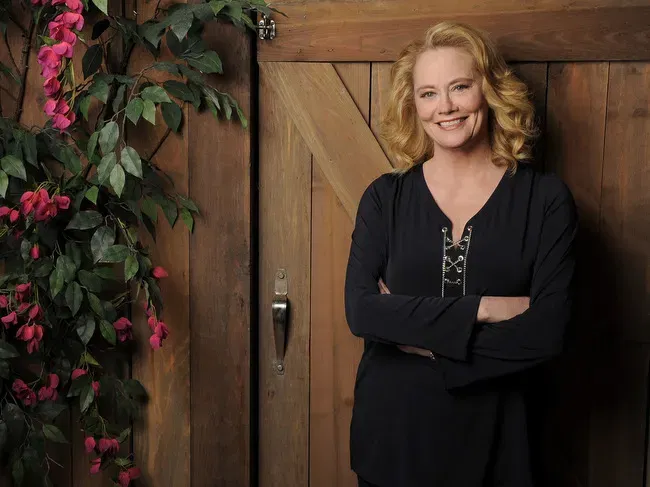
[415,77,475,92]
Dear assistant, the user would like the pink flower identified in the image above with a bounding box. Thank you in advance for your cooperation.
[51,0,83,13]
[97,437,119,455]
[118,467,141,487]
[149,321,169,350]
[52,111,76,132]
[55,12,84,31]
[90,457,101,475]
[17,323,44,353]
[0,296,8,308]
[48,21,78,45]
[151,266,168,279]
[15,282,32,303]
[1,311,18,328]
[84,436,96,453]
[20,189,48,215]
[54,195,70,210]
[30,244,40,260]
[112,317,133,342]
[52,42,74,59]
[38,373,60,401]
[37,46,62,79]
[9,209,19,223]
[28,304,43,321]
[43,77,61,97]
[17,302,31,314]
[35,199,59,221]
[91,381,100,397]
[0,206,11,218]
[71,368,87,380]
[147,315,157,332]
[12,379,37,406]
[44,98,69,117]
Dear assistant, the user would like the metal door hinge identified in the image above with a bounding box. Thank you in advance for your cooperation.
[257,14,276,40]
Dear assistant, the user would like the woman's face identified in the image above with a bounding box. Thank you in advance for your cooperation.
[413,47,489,152]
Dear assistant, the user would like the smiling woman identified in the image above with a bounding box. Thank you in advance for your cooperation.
[345,21,578,487]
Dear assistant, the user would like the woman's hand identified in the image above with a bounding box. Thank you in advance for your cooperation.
[378,279,435,359]
[477,296,530,323]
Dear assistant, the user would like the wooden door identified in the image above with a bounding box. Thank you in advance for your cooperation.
[257,2,650,487]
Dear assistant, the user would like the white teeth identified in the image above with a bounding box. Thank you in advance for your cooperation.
[439,119,464,128]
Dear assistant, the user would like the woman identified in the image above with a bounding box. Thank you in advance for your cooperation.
[344,22,578,487]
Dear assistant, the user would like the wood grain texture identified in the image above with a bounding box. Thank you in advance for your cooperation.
[258,64,311,487]
[260,62,391,221]
[258,4,650,62]
[537,62,608,487]
[599,62,650,344]
[370,63,397,168]
[310,63,368,487]
[188,20,251,487]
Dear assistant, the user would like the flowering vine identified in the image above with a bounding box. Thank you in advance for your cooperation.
[0,0,276,484]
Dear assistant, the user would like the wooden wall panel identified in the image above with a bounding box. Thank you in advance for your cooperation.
[257,3,650,62]
[189,21,251,487]
[541,62,609,487]
[310,63,369,487]
[370,63,396,168]
[258,63,311,487]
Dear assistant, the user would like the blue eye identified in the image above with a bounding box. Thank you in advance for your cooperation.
[421,91,436,98]
[452,84,469,92]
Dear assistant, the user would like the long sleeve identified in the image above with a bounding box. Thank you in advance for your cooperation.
[344,177,482,361]
[439,181,578,389]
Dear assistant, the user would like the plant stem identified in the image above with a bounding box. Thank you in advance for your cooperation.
[13,17,36,123]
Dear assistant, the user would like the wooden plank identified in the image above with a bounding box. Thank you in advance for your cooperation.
[370,63,397,168]
[260,62,391,221]
[599,62,650,344]
[188,20,251,487]
[258,5,650,62]
[538,62,608,487]
[310,63,368,487]
[258,62,311,487]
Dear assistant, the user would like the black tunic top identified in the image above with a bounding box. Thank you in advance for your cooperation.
[344,162,578,487]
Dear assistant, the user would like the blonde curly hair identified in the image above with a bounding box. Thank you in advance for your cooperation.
[380,22,538,174]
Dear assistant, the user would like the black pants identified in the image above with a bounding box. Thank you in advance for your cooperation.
[358,476,380,487]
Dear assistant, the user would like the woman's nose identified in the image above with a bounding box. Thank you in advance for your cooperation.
[438,93,455,114]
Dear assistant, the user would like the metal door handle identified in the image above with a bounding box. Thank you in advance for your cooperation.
[272,269,289,374]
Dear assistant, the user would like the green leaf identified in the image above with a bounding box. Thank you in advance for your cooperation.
[49,267,64,298]
[23,133,37,166]
[0,340,19,359]
[87,131,99,160]
[85,186,99,204]
[12,458,23,487]
[112,84,126,113]
[120,146,143,178]
[0,360,10,379]
[0,170,8,198]
[79,95,92,121]
[33,259,54,277]
[180,207,194,232]
[99,121,119,155]
[97,152,117,185]
[152,62,180,76]
[124,254,139,281]
[140,198,158,223]
[92,0,108,15]
[1,155,26,180]
[91,226,115,263]
[124,379,148,399]
[82,44,103,78]
[93,267,116,280]
[77,315,95,345]
[66,210,103,230]
[209,0,225,15]
[141,86,171,104]
[171,8,193,40]
[158,197,178,227]
[78,270,103,293]
[65,282,83,316]
[0,421,7,453]
[110,164,125,197]
[99,320,116,345]
[91,19,110,40]
[80,351,101,367]
[89,79,109,103]
[86,292,104,317]
[57,255,76,282]
[43,424,68,443]
[80,385,95,413]
[161,101,182,132]
[163,80,195,101]
[100,245,130,263]
[187,50,222,74]
[36,402,67,422]
[179,195,199,212]
[142,99,156,124]
[125,98,143,125]
[116,427,131,443]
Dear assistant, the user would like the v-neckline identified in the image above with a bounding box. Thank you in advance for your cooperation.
[417,162,509,239]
